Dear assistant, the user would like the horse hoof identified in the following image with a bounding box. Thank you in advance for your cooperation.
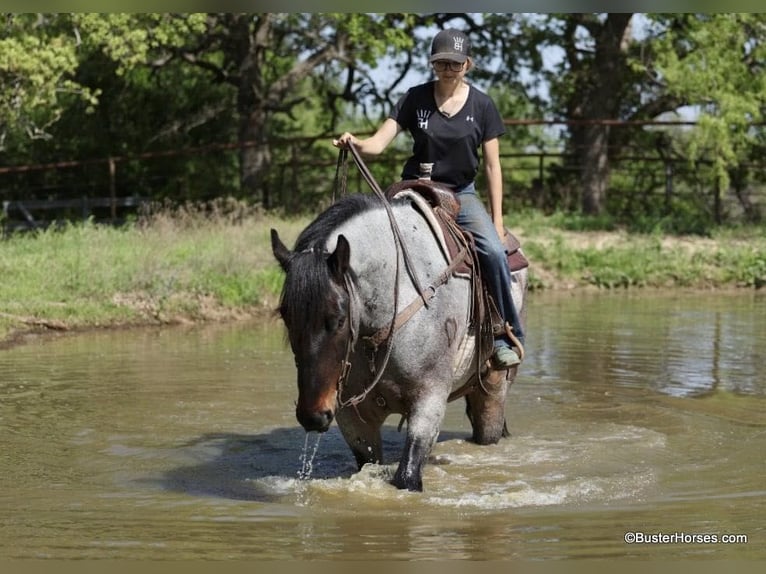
[392,473,423,492]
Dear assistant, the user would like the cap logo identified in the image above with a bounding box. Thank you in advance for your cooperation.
[453,36,465,53]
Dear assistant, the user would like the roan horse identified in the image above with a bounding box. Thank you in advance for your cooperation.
[271,189,527,491]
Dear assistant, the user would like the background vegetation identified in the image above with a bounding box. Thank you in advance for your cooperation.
[1,200,764,346]
[2,13,766,345]
[1,13,765,230]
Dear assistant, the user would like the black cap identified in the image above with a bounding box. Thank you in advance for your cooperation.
[429,29,470,63]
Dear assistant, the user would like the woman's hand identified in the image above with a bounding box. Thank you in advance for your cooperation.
[332,132,357,149]
[332,119,400,155]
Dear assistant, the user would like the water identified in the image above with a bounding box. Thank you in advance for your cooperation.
[298,433,322,481]
[0,291,764,559]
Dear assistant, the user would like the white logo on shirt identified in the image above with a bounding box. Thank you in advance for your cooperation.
[417,108,431,130]
[466,115,475,122]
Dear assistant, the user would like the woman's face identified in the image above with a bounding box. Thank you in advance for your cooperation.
[431,59,470,81]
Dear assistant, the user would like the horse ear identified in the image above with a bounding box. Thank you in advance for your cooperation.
[271,228,292,271]
[328,234,350,281]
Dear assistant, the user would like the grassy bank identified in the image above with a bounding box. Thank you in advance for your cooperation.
[1,200,765,346]
[512,209,766,291]
[0,201,308,346]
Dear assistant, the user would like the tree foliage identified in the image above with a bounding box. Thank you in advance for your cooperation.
[644,14,766,191]
[0,14,97,153]
[1,13,765,227]
[67,13,427,205]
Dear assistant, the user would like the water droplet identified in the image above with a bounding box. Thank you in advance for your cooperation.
[297,432,322,481]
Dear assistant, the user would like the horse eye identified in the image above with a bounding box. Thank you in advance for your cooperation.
[324,314,346,333]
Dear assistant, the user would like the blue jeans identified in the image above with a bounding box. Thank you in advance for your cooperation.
[454,183,525,349]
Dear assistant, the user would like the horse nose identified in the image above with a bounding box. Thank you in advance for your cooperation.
[296,408,334,433]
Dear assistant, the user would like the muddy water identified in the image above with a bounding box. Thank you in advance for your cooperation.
[0,292,764,560]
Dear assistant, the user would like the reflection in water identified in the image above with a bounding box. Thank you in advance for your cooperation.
[0,292,764,559]
[531,291,765,398]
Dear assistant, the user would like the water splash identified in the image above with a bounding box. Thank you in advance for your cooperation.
[297,432,322,481]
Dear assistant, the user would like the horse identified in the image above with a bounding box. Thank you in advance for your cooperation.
[271,190,527,491]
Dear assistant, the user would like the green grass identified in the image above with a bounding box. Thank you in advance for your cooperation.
[1,200,764,344]
[0,200,310,343]
[506,208,766,290]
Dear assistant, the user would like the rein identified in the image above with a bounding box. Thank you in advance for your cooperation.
[334,143,443,410]
[343,143,429,304]
[335,143,403,409]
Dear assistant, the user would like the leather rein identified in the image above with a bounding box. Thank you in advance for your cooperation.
[333,144,471,409]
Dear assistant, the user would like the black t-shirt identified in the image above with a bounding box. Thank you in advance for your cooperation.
[389,81,506,189]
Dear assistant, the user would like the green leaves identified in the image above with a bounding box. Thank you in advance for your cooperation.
[0,14,97,149]
[71,13,208,73]
[647,14,766,190]
[2,12,766,223]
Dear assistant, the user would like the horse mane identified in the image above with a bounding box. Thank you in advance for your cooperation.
[294,193,381,251]
[280,193,381,332]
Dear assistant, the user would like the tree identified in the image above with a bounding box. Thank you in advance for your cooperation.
[0,14,97,155]
[563,14,635,215]
[481,13,766,218]
[7,13,765,223]
[644,13,766,217]
[72,13,422,206]
[485,13,641,215]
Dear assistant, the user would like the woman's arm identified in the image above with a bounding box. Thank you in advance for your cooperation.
[482,137,506,240]
[333,118,401,156]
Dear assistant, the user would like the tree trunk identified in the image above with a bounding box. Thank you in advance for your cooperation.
[238,106,271,207]
[580,123,610,215]
[564,14,634,215]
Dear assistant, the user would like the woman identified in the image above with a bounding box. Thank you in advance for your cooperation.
[333,28,524,368]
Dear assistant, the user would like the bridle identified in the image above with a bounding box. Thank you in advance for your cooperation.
[335,272,358,405]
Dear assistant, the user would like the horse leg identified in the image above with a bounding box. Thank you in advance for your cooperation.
[464,366,516,445]
[392,391,447,492]
[335,404,384,470]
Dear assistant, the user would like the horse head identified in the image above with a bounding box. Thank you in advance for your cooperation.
[271,228,355,433]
